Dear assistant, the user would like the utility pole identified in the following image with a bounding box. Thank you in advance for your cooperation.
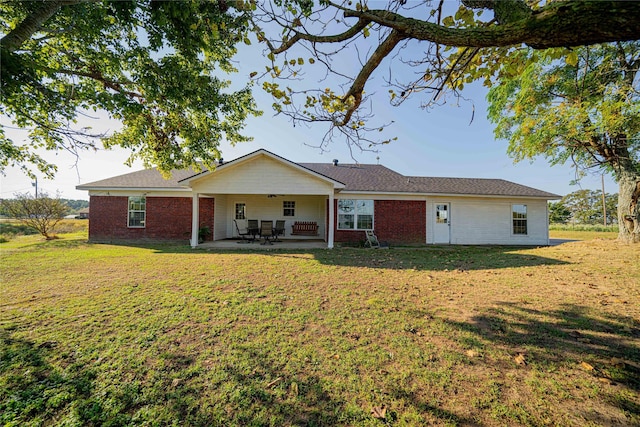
[601,174,606,227]
[32,177,38,198]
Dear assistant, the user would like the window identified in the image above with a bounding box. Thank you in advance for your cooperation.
[512,204,527,235]
[436,204,448,224]
[235,203,246,220]
[283,201,295,217]
[338,199,374,230]
[128,196,146,228]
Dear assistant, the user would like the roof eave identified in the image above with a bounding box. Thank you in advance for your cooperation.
[76,186,191,192]
[340,190,560,199]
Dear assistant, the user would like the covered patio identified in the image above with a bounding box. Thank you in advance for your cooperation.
[195,238,328,250]
[181,151,344,249]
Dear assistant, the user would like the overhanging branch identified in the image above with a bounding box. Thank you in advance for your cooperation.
[343,1,640,49]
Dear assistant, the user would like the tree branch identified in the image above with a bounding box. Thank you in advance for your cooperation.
[267,18,370,54]
[1,0,83,52]
[343,1,640,49]
[340,30,406,126]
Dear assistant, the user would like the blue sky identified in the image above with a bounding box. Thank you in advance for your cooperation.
[1,19,618,200]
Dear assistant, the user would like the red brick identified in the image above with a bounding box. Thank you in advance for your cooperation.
[89,196,214,243]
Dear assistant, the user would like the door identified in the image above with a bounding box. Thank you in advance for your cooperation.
[433,203,450,244]
[233,202,246,237]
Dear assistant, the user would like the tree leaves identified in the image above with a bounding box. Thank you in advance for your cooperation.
[1,0,261,177]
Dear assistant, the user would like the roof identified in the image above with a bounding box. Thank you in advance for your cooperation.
[77,149,560,199]
[300,163,558,198]
[76,167,199,190]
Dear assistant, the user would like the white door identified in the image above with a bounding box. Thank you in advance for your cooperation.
[433,203,450,244]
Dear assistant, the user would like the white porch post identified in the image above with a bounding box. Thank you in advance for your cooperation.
[328,191,335,249]
[190,192,200,248]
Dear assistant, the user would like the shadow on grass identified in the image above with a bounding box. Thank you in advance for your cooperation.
[0,328,112,426]
[1,326,404,425]
[0,328,218,426]
[86,240,569,272]
[442,303,640,423]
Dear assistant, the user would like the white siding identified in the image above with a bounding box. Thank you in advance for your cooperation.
[192,156,333,195]
[427,197,549,245]
[214,195,229,241]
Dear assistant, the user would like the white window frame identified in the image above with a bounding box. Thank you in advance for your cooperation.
[128,196,146,228]
[337,199,374,230]
[235,202,246,220]
[512,204,528,235]
[283,200,295,217]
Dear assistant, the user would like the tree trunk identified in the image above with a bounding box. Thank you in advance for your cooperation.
[617,169,640,243]
[0,0,80,52]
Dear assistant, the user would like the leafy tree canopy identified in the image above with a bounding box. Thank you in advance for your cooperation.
[487,43,639,241]
[1,0,261,178]
[555,189,618,226]
[548,201,572,225]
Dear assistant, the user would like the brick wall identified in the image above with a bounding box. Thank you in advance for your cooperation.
[374,200,425,244]
[332,199,426,245]
[89,196,214,242]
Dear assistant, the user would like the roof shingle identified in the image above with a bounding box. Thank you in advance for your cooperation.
[77,151,559,198]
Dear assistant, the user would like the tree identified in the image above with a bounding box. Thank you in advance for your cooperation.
[253,1,640,147]
[559,189,619,226]
[1,0,261,178]
[1,192,68,239]
[548,201,571,225]
[252,1,639,242]
[488,44,638,242]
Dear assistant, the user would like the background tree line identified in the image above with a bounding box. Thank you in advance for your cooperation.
[549,189,618,226]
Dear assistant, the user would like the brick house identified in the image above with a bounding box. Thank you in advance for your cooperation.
[77,149,560,247]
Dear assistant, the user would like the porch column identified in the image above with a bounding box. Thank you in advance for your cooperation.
[328,191,335,249]
[190,192,200,248]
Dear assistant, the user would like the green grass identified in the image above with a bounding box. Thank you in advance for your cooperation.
[1,231,639,426]
[549,223,619,241]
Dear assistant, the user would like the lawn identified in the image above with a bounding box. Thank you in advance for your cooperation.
[1,228,639,426]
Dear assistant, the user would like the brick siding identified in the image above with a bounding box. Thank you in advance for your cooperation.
[89,196,214,242]
[332,199,426,245]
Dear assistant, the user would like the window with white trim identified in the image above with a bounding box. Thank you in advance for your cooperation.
[283,201,295,216]
[338,199,374,230]
[235,203,246,220]
[128,196,146,228]
[512,204,527,235]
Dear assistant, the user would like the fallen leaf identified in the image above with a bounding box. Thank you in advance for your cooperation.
[466,349,479,358]
[289,381,299,397]
[371,405,387,419]
[580,361,595,371]
[266,377,282,388]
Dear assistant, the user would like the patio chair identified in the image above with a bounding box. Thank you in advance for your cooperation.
[260,220,274,245]
[365,230,380,248]
[234,220,251,243]
[247,219,260,241]
[273,220,286,242]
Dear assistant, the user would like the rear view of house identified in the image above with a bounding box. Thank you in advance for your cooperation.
[77,149,559,247]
